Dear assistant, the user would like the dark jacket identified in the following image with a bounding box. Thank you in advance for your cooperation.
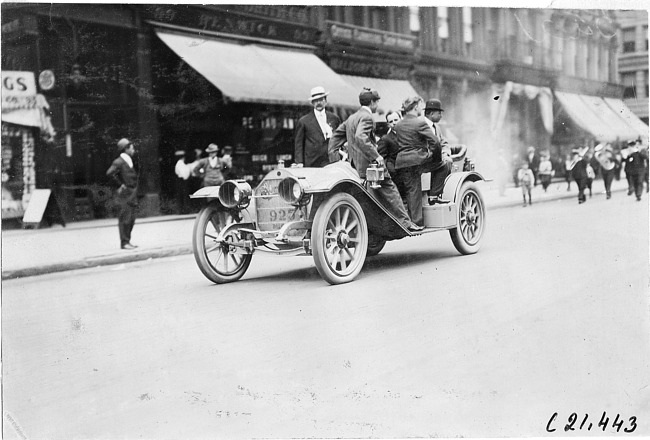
[294,110,341,167]
[571,157,588,181]
[377,129,400,174]
[328,107,381,179]
[393,114,440,169]
[625,150,647,176]
[106,155,138,202]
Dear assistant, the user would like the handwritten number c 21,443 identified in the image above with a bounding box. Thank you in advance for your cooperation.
[546,412,637,433]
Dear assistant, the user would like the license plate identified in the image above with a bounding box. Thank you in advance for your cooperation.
[255,178,306,230]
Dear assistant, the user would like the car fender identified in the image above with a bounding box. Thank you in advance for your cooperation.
[190,185,220,198]
[441,171,487,203]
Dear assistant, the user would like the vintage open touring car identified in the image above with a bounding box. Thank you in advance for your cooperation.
[190,148,486,285]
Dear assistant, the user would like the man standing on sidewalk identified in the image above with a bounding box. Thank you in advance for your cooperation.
[106,138,139,250]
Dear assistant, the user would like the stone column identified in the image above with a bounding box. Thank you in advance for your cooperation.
[135,15,161,215]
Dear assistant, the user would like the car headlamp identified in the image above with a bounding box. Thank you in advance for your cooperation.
[218,180,252,208]
[279,177,309,206]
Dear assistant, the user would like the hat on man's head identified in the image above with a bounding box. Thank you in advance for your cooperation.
[309,86,329,101]
[117,138,131,152]
[206,143,219,153]
[359,87,380,102]
[627,139,638,146]
[424,99,444,112]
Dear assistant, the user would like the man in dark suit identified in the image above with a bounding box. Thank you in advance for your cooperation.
[328,88,422,232]
[393,96,442,226]
[378,111,407,200]
[294,86,341,168]
[106,138,139,249]
[423,99,453,203]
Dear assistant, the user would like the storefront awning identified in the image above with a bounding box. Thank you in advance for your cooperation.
[340,74,419,120]
[554,91,621,143]
[603,97,649,141]
[580,94,638,141]
[155,30,359,108]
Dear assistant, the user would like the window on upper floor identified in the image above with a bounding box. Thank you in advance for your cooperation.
[645,70,649,98]
[644,26,648,51]
[353,7,364,27]
[372,7,389,31]
[463,7,473,56]
[622,27,636,53]
[438,7,449,52]
[409,6,420,33]
[621,72,637,99]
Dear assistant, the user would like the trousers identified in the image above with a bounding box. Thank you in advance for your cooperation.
[367,173,412,229]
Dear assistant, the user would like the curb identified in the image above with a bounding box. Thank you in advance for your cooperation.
[2,245,193,280]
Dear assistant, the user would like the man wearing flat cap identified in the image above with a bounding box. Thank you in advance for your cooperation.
[106,138,139,249]
[328,87,422,232]
[294,86,341,168]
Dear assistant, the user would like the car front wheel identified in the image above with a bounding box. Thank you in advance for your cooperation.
[311,193,368,285]
[192,203,251,284]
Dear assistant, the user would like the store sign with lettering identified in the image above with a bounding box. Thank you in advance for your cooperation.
[330,56,412,80]
[143,6,317,44]
[328,22,415,52]
[1,71,38,111]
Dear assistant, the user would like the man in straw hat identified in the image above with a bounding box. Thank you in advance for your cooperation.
[294,86,341,168]
[328,87,423,232]
[106,138,139,249]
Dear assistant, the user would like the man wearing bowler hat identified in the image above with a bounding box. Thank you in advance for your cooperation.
[328,87,422,232]
[106,138,139,249]
[294,86,341,168]
[423,98,453,204]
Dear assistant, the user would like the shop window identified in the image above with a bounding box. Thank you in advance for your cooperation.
[437,7,448,52]
[645,26,649,51]
[622,27,636,53]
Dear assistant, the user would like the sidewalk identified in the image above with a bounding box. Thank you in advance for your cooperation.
[1,177,631,280]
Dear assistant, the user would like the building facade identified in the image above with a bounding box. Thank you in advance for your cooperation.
[616,10,649,125]
[2,5,645,222]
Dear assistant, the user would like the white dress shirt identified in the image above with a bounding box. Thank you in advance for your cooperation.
[120,152,133,168]
[314,109,332,139]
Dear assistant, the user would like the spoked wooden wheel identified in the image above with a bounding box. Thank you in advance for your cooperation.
[449,181,485,255]
[192,203,251,284]
[312,193,368,285]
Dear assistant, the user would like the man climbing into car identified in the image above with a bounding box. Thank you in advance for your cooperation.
[328,87,424,232]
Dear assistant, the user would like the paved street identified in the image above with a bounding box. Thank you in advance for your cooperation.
[2,194,649,438]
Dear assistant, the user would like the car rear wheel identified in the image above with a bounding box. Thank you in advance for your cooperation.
[312,193,368,285]
[366,233,386,257]
[449,181,485,255]
[192,203,251,284]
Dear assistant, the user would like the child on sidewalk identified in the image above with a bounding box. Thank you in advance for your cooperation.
[517,161,534,207]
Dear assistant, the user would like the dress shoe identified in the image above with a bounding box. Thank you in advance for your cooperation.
[407,223,425,232]
[428,196,450,205]
[121,243,137,250]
